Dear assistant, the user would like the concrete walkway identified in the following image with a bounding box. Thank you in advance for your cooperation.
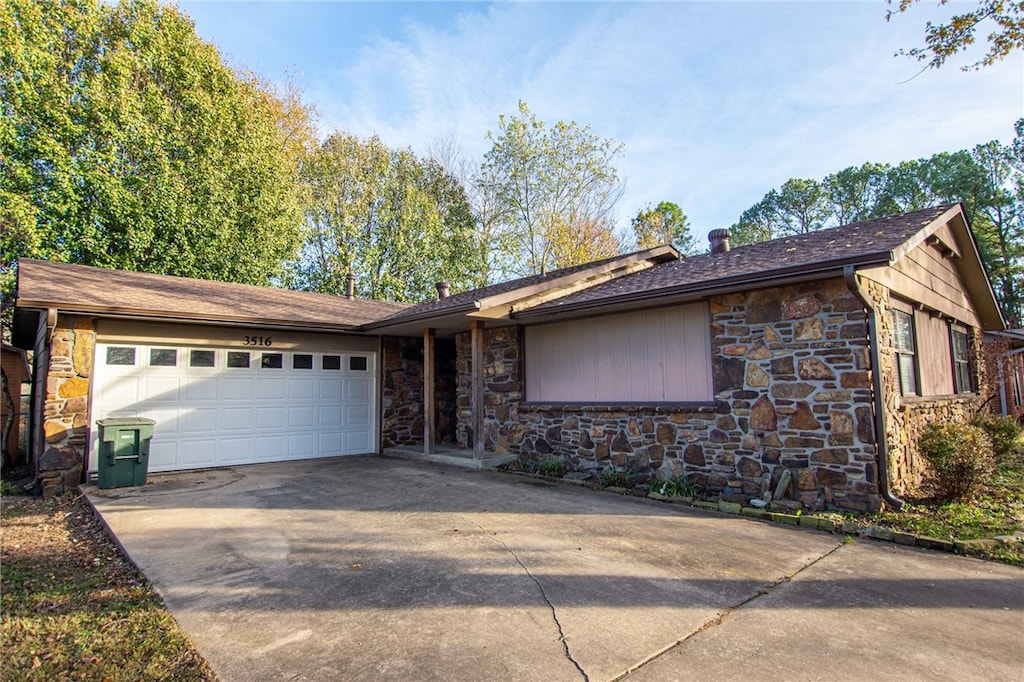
[87,457,1023,682]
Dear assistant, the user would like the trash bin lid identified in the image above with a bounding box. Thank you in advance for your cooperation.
[96,417,157,427]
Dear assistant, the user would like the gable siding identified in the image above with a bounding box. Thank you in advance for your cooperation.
[861,240,981,328]
[524,303,713,403]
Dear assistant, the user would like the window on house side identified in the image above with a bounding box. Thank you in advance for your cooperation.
[892,309,918,396]
[950,329,973,393]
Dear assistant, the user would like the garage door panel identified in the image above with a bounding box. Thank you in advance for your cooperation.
[346,378,371,400]
[219,436,256,462]
[288,406,315,428]
[180,408,217,434]
[221,407,255,431]
[221,378,255,401]
[92,343,376,474]
[346,404,370,427]
[257,378,287,400]
[255,435,284,460]
[289,379,315,400]
[185,380,218,401]
[142,377,180,402]
[256,406,285,429]
[319,380,343,399]
[181,440,217,466]
[345,431,370,453]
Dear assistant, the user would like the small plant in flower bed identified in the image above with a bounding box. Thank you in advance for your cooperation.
[536,457,566,478]
[597,466,631,489]
[652,476,698,498]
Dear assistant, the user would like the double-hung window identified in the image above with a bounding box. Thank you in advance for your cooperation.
[892,309,918,396]
[950,328,973,394]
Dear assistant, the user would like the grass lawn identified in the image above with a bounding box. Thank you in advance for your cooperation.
[859,446,1024,565]
[1,492,215,681]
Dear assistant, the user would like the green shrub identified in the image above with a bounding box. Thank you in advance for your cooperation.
[974,416,1024,462]
[652,476,697,497]
[536,458,566,478]
[918,421,995,501]
[597,466,630,489]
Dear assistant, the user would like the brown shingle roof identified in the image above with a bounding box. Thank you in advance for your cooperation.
[520,204,958,315]
[15,259,409,330]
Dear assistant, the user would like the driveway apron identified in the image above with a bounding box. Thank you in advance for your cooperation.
[87,457,1024,681]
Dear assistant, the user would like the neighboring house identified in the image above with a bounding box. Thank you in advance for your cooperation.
[12,204,1004,510]
[1,343,31,465]
[985,329,1024,420]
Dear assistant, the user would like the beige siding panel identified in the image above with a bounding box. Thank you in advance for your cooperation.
[524,303,712,403]
[860,263,981,328]
[915,309,953,396]
[97,320,378,353]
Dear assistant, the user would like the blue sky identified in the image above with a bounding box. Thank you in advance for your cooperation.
[177,1,1022,245]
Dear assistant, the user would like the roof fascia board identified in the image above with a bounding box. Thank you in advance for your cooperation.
[14,303,363,334]
[471,245,679,316]
[359,300,482,331]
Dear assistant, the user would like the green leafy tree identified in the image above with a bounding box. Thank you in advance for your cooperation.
[887,0,1024,70]
[478,101,624,277]
[728,125,1024,326]
[631,201,696,254]
[294,132,480,302]
[0,0,311,312]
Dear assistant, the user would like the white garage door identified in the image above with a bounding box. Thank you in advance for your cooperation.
[90,343,376,473]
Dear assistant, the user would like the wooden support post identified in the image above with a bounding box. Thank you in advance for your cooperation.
[423,328,435,455]
[471,321,485,459]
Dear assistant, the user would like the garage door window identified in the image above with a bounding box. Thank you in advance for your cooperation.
[227,351,251,368]
[323,355,341,370]
[261,352,283,369]
[106,347,136,366]
[349,356,368,371]
[150,348,177,367]
[190,350,216,368]
[293,354,313,369]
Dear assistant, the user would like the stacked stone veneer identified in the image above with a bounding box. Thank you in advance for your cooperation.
[446,279,885,511]
[866,279,987,495]
[39,314,95,496]
[381,336,457,448]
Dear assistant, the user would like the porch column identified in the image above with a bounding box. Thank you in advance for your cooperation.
[423,328,435,454]
[471,321,485,459]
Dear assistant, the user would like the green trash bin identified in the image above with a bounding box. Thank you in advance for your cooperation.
[96,418,156,489]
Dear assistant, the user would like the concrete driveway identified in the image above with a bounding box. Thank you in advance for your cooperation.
[87,457,1023,682]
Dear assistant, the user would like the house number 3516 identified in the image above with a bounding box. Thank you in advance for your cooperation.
[243,335,273,347]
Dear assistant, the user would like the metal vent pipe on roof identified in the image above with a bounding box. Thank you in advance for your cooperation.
[346,272,356,300]
[708,228,732,254]
[436,281,451,299]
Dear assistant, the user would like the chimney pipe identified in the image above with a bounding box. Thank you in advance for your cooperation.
[708,228,732,254]
[435,281,451,300]
[346,272,356,300]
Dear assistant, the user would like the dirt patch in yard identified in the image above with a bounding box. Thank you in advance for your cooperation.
[1,493,216,680]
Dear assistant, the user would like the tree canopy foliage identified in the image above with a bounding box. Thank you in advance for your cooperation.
[730,122,1024,326]
[477,101,624,278]
[0,0,312,308]
[631,201,696,254]
[293,132,480,302]
[887,0,1024,70]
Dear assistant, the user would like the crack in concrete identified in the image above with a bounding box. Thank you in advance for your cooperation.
[611,541,847,681]
[469,520,589,682]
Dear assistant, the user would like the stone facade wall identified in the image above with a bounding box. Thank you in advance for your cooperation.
[450,279,883,512]
[39,314,95,496]
[455,326,522,451]
[868,279,988,494]
[381,336,457,448]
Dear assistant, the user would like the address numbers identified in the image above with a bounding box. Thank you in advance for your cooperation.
[243,335,273,347]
